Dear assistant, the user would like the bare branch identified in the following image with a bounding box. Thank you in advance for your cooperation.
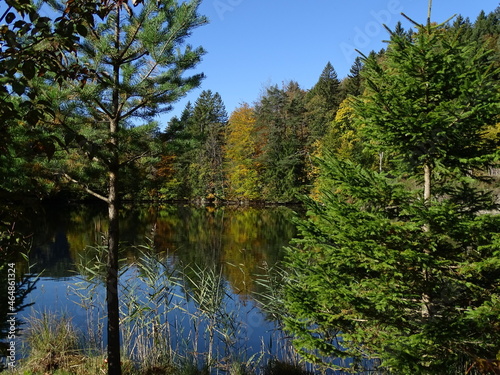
[119,151,150,167]
[61,173,109,203]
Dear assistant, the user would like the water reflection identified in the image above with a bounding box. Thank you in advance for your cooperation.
[25,203,297,297]
[10,203,299,370]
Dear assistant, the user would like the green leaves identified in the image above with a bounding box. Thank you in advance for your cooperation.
[21,60,36,80]
[11,79,25,95]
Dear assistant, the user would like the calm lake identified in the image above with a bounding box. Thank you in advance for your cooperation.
[10,202,306,371]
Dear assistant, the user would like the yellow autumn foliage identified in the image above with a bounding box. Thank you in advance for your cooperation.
[224,104,261,201]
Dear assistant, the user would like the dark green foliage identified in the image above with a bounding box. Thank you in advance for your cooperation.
[0,0,105,124]
[190,90,228,198]
[24,2,208,374]
[0,0,109,199]
[1,6,499,207]
[305,62,342,140]
[160,90,228,200]
[356,20,500,177]
[470,8,500,41]
[284,155,500,373]
[159,102,196,198]
[343,57,364,97]
[309,61,341,113]
[255,82,309,202]
[283,13,500,375]
[390,21,413,42]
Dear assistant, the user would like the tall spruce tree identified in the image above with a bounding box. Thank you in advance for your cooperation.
[305,62,341,140]
[158,102,196,198]
[283,12,500,374]
[44,1,207,373]
[359,15,499,201]
[256,82,308,201]
[189,90,228,199]
[343,56,364,97]
[310,61,341,111]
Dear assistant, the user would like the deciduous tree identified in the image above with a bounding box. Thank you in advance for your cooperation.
[225,104,260,200]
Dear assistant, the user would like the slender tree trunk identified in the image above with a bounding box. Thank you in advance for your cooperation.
[423,163,431,204]
[427,0,433,27]
[106,115,121,375]
[107,5,122,372]
[422,162,432,319]
[107,164,121,375]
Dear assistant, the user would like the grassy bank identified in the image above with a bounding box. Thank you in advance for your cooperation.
[6,312,313,375]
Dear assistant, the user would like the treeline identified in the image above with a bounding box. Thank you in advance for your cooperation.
[1,9,499,203]
[159,62,353,202]
[157,7,499,202]
[153,55,367,202]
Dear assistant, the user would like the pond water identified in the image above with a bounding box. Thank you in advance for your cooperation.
[8,202,305,372]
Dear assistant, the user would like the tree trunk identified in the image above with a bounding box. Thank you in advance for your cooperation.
[423,163,431,204]
[107,5,122,373]
[422,162,432,319]
[427,0,433,27]
[107,164,122,375]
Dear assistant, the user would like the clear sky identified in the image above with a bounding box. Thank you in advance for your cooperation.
[162,0,498,127]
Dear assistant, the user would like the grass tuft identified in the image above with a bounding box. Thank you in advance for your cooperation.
[23,312,83,373]
[262,358,314,375]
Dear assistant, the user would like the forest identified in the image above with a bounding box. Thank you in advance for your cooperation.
[1,0,500,374]
[1,7,495,204]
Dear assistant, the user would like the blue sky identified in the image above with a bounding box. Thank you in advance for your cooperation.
[162,0,498,127]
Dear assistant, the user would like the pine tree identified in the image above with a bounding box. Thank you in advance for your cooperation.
[160,91,228,201]
[189,90,228,199]
[305,62,342,140]
[310,61,341,111]
[164,102,194,141]
[392,20,413,41]
[158,102,196,198]
[45,2,207,373]
[358,16,499,200]
[343,56,364,97]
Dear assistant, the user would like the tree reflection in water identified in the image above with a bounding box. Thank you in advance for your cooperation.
[13,203,300,370]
